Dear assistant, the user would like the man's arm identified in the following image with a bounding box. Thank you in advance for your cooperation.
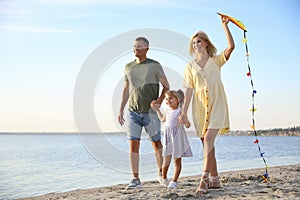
[156,76,170,105]
[118,80,129,125]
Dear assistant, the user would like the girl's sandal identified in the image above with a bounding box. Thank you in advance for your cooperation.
[196,172,209,194]
[209,176,221,189]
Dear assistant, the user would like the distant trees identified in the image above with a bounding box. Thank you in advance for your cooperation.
[229,126,300,136]
[256,126,300,136]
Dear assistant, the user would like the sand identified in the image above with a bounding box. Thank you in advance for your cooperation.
[19,164,300,200]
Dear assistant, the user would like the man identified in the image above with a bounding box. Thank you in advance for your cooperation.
[118,37,170,188]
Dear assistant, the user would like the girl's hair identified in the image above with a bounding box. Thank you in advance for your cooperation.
[166,89,184,107]
[189,31,217,57]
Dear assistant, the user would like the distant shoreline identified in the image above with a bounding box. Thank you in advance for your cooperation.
[1,126,299,136]
[1,130,299,136]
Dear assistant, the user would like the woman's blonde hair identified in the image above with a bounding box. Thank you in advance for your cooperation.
[166,90,184,107]
[189,31,217,57]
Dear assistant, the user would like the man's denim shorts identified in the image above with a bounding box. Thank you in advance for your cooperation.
[127,110,161,142]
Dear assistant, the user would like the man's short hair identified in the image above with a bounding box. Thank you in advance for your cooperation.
[135,37,149,47]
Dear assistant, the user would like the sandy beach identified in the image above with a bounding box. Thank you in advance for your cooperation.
[18,164,300,200]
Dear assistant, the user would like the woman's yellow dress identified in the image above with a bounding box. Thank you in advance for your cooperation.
[184,51,230,138]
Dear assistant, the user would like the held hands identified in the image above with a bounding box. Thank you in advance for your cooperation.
[178,112,190,128]
[185,120,191,128]
[150,100,161,111]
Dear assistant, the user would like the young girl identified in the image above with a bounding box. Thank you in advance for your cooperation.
[151,90,193,189]
[179,16,235,194]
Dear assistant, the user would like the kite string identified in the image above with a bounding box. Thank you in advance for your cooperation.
[243,30,269,181]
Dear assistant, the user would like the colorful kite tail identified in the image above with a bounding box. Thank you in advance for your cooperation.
[218,12,269,182]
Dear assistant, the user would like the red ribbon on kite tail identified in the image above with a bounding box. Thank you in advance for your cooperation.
[217,12,269,182]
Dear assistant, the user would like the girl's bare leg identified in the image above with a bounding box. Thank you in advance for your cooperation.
[172,157,182,182]
[162,155,172,179]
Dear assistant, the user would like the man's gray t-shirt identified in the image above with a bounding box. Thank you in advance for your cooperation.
[125,58,165,113]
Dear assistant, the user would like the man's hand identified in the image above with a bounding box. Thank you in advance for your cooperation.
[118,112,125,126]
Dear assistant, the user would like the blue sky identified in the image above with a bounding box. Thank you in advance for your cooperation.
[1,0,299,132]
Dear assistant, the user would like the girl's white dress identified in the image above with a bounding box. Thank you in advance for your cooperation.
[163,107,193,158]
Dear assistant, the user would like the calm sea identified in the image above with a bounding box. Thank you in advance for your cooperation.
[0,133,299,199]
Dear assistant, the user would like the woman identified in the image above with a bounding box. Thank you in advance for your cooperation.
[179,16,235,194]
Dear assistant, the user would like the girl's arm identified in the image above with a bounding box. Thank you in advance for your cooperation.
[221,16,235,60]
[156,109,166,123]
[150,102,166,122]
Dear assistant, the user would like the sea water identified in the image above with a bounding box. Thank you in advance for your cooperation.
[0,133,299,199]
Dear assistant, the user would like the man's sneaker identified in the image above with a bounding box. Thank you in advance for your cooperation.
[126,178,142,189]
[168,181,177,189]
[157,175,169,187]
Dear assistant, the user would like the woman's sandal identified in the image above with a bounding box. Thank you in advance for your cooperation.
[208,176,221,189]
[196,172,209,194]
